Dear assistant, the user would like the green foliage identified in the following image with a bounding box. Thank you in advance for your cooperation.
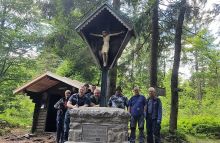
[0,95,34,127]
[35,48,62,73]
[0,0,43,82]
[56,59,73,76]
[161,129,189,143]
[40,0,102,83]
[177,116,220,138]
[0,59,37,111]
[0,1,219,142]
[157,72,220,139]
[0,55,37,129]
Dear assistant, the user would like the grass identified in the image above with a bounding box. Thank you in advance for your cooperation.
[186,135,220,143]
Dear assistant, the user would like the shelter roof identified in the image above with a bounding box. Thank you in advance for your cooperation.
[13,71,85,94]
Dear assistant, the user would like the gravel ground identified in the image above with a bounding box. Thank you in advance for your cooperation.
[0,128,56,143]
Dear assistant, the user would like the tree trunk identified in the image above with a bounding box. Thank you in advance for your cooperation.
[113,0,120,11]
[107,0,120,100]
[192,0,203,102]
[169,0,186,133]
[194,50,203,101]
[216,66,219,88]
[150,0,159,87]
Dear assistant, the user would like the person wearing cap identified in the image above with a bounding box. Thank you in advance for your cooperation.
[146,87,162,143]
[128,87,146,143]
[54,90,71,143]
[108,86,128,109]
[90,89,101,107]
[63,86,90,142]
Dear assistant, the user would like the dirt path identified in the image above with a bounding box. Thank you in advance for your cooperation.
[1,128,219,143]
[0,128,56,143]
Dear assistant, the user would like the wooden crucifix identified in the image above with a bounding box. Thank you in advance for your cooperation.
[90,30,124,67]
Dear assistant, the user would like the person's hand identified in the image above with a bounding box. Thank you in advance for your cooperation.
[156,120,161,129]
[157,120,161,124]
[72,105,78,108]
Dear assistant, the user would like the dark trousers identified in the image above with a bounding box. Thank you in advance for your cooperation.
[146,118,161,143]
[130,115,145,143]
[56,116,64,143]
[64,111,70,142]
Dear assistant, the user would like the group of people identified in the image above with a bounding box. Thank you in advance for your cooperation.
[54,83,162,143]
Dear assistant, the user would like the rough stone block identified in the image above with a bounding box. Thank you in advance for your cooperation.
[68,107,130,143]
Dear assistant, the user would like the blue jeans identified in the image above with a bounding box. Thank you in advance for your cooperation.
[56,115,64,143]
[130,115,145,142]
[64,110,70,142]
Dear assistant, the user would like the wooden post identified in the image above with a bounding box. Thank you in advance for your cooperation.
[100,68,109,106]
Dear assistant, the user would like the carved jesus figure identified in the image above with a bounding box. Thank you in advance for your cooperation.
[90,31,124,67]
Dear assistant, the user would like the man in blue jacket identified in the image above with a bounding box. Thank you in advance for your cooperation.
[128,87,146,143]
[146,87,162,143]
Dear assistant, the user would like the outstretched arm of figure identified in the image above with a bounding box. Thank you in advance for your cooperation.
[109,31,124,36]
[90,33,103,37]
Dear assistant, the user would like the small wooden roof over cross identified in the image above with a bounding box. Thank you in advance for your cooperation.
[76,2,135,69]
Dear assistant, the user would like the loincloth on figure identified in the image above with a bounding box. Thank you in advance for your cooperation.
[101,43,109,53]
[101,35,110,54]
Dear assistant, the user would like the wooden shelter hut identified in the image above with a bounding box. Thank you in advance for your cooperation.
[13,72,87,133]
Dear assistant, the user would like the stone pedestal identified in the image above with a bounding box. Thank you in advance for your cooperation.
[66,107,130,143]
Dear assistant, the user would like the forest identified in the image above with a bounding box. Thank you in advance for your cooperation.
[0,0,220,142]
